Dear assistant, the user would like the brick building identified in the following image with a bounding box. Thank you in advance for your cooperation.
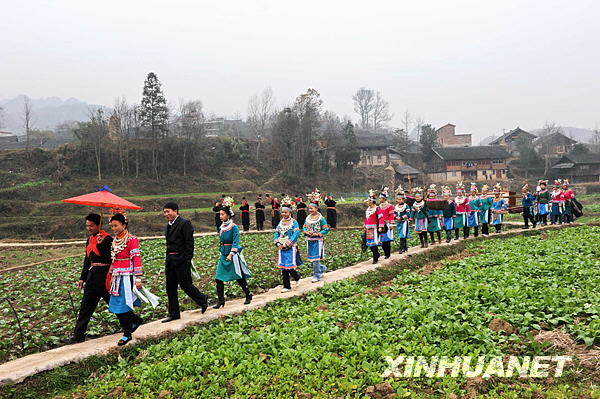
[436,124,472,147]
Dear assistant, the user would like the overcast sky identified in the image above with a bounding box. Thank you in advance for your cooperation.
[1,0,599,140]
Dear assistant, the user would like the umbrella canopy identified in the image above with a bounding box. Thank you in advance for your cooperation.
[62,186,143,210]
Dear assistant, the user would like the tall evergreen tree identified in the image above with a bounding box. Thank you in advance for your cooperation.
[140,72,169,179]
[419,124,438,165]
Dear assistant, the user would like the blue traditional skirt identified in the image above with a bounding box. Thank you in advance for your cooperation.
[414,219,427,233]
[307,239,325,261]
[467,211,479,227]
[550,202,562,216]
[427,217,442,232]
[109,275,141,314]
[365,227,380,247]
[538,203,549,215]
[277,245,303,268]
[455,213,466,229]
[396,220,410,239]
[380,223,394,242]
[479,209,491,224]
[443,217,454,231]
[491,213,503,225]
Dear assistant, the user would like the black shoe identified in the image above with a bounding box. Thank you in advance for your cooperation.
[244,294,253,305]
[446,239,451,243]
[60,335,85,344]
[213,302,225,309]
[384,255,390,259]
[161,316,180,323]
[200,295,209,314]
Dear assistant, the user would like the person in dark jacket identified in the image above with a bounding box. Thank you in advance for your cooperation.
[255,196,266,230]
[295,196,307,228]
[62,213,113,344]
[239,197,250,231]
[324,195,337,228]
[212,197,225,232]
[162,202,208,322]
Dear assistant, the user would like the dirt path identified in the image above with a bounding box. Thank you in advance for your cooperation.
[0,223,572,386]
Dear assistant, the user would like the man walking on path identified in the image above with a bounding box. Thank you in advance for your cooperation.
[63,213,112,343]
[162,202,208,322]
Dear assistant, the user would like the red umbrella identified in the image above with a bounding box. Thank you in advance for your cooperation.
[62,186,143,210]
[62,186,143,230]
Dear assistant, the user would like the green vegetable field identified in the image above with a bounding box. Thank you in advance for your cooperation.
[5,225,596,398]
[1,229,414,362]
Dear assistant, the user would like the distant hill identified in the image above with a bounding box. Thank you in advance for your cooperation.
[0,95,110,135]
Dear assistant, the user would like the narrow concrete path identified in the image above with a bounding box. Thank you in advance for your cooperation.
[0,223,568,385]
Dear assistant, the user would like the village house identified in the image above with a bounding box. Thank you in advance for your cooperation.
[427,146,511,182]
[0,131,18,143]
[436,123,472,147]
[533,132,577,158]
[488,127,537,157]
[552,153,600,183]
[355,133,395,167]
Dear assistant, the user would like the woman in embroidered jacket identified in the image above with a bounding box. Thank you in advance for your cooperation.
[107,214,143,346]
[426,185,443,245]
[454,182,471,239]
[394,186,412,254]
[550,181,565,225]
[491,184,508,233]
[441,186,457,243]
[535,180,551,225]
[377,187,395,259]
[467,183,481,238]
[274,207,302,292]
[364,197,382,263]
[478,185,493,236]
[561,180,575,224]
[213,207,252,308]
[303,203,329,282]
[412,190,429,248]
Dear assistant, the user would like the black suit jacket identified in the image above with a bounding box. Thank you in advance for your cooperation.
[165,216,195,264]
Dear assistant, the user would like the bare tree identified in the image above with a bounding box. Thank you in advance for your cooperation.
[177,99,205,176]
[247,87,275,161]
[22,96,35,153]
[540,121,562,137]
[372,91,393,130]
[540,121,563,174]
[401,109,412,136]
[352,87,375,129]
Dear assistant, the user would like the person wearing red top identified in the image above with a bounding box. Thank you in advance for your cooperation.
[364,197,383,263]
[454,182,471,239]
[377,189,395,259]
[561,180,576,224]
[550,181,565,225]
[107,214,143,346]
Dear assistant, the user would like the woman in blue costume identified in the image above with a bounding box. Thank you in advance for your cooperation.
[467,183,481,238]
[274,206,302,292]
[394,185,412,254]
[303,203,329,282]
[490,184,508,233]
[213,206,252,308]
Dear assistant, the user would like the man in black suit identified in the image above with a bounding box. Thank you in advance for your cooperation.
[162,202,208,322]
[62,213,113,343]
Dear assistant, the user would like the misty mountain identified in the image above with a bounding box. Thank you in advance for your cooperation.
[530,126,596,144]
[0,95,110,135]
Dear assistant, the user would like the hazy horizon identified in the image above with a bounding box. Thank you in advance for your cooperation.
[2,0,599,141]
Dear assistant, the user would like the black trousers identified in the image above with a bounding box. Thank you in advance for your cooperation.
[481,224,489,235]
[551,214,562,224]
[523,207,535,227]
[165,257,207,318]
[381,241,391,257]
[445,229,453,241]
[429,231,441,242]
[256,220,264,231]
[327,211,337,228]
[418,232,428,246]
[370,245,380,260]
[281,269,300,289]
[73,279,110,338]
[215,278,250,303]
[454,228,460,239]
[494,224,502,233]
[116,311,142,338]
